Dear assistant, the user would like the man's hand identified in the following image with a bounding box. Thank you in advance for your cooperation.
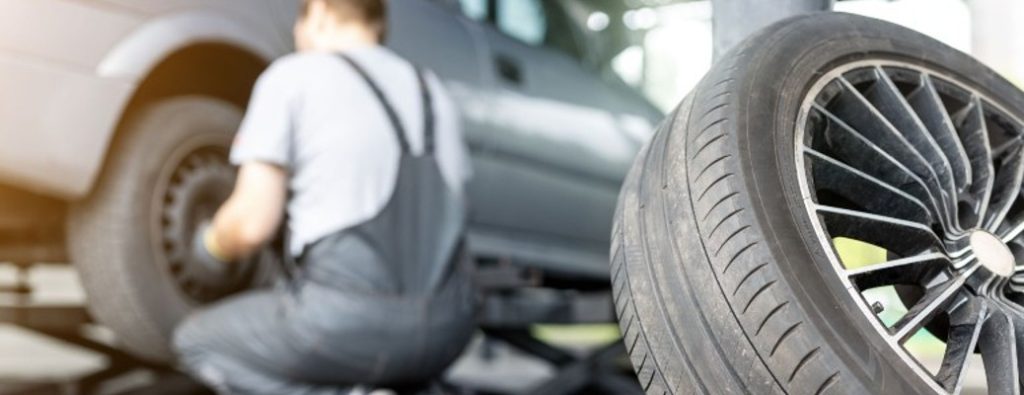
[192,221,231,276]
[206,161,288,261]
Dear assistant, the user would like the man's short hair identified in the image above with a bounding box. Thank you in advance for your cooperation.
[303,0,388,39]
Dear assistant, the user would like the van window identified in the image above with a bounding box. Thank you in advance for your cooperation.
[494,0,583,60]
[496,0,547,46]
[458,0,488,21]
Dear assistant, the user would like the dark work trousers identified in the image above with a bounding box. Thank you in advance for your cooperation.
[174,55,476,395]
[172,234,476,395]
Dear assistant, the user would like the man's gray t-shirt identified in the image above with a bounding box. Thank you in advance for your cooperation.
[231,46,472,256]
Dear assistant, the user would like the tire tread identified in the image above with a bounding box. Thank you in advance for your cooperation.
[612,27,850,394]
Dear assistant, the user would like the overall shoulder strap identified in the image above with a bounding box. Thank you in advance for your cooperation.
[338,54,411,154]
[415,68,437,155]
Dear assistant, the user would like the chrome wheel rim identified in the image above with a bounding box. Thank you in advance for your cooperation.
[795,60,1024,394]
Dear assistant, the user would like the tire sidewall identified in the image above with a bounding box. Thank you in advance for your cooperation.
[69,96,240,361]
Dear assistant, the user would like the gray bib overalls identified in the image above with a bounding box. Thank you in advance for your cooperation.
[174,54,476,395]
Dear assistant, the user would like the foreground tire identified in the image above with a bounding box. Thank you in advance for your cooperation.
[613,13,1024,394]
[69,97,262,362]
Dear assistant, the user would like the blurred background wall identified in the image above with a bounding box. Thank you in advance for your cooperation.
[567,0,1024,111]
[970,0,1024,85]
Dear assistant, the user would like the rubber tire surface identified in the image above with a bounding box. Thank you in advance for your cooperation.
[611,13,1024,394]
[68,97,241,362]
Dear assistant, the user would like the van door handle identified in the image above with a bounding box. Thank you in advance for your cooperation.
[495,55,523,86]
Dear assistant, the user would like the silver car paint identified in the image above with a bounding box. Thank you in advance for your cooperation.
[0,0,292,197]
[0,0,659,271]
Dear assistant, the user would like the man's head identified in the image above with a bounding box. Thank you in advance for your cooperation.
[295,0,387,52]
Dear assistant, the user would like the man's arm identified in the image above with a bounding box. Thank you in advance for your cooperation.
[205,161,288,262]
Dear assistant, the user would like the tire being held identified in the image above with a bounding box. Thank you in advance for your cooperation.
[613,13,1024,394]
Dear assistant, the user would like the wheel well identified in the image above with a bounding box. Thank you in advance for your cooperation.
[122,42,268,114]
[94,41,267,191]
[55,43,268,259]
[0,44,268,264]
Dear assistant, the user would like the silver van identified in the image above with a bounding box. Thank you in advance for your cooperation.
[0,0,660,360]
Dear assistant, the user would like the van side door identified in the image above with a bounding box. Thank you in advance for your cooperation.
[468,0,658,272]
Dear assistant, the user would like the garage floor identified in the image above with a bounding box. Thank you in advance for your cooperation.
[0,264,569,395]
[0,263,990,395]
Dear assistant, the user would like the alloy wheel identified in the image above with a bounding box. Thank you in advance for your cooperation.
[796,60,1024,393]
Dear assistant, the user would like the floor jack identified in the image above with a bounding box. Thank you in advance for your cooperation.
[471,260,642,395]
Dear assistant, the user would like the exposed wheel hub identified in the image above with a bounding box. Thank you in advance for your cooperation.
[156,146,253,303]
[970,230,1015,278]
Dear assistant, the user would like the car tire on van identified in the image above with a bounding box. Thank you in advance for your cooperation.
[68,96,272,362]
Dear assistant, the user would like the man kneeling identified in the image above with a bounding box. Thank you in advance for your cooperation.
[173,0,476,393]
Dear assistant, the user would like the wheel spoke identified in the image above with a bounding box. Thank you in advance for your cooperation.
[954,97,996,228]
[813,104,954,233]
[979,308,1021,395]
[846,253,950,290]
[936,298,987,394]
[1011,239,1024,283]
[994,297,1024,392]
[815,204,942,257]
[831,77,955,226]
[1014,308,1024,393]
[985,143,1024,231]
[907,73,972,193]
[869,67,959,217]
[1004,220,1024,245]
[891,263,979,342]
[804,148,932,224]
[994,137,1024,159]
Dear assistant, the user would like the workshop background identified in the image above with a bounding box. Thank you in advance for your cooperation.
[0,0,1022,394]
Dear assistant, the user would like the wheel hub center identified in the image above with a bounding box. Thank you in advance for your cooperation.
[969,230,1016,277]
